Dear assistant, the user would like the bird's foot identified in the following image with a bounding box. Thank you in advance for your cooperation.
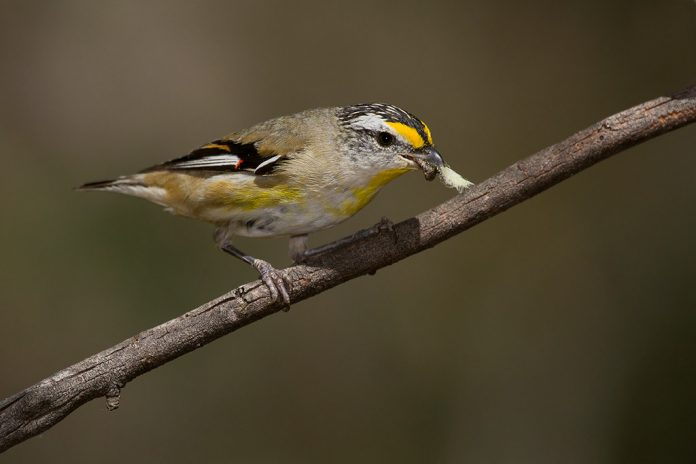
[252,258,291,308]
[373,216,396,242]
[349,216,396,243]
[302,217,397,261]
[288,234,309,265]
[292,254,308,265]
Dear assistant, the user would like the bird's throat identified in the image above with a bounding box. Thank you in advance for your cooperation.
[337,167,410,217]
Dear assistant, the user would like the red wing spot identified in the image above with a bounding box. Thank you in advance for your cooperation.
[234,159,243,170]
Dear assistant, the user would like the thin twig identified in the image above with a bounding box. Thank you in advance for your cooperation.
[1,86,695,453]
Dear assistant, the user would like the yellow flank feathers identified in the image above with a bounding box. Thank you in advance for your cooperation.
[386,122,425,149]
[142,172,303,220]
[206,179,302,211]
[142,171,193,206]
[337,168,410,217]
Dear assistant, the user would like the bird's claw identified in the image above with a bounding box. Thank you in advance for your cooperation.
[374,216,397,243]
[375,216,394,232]
[252,258,291,308]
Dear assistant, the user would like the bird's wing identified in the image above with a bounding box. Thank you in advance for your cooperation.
[140,138,291,176]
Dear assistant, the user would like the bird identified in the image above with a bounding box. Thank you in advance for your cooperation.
[79,103,455,305]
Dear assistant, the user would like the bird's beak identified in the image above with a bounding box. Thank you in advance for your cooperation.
[419,147,444,167]
[403,146,444,181]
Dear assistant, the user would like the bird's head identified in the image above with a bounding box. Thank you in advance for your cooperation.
[336,103,444,180]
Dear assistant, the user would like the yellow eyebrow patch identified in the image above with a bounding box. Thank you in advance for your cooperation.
[421,121,433,145]
[202,143,231,152]
[386,122,425,149]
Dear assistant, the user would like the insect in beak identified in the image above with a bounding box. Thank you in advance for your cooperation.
[402,147,444,181]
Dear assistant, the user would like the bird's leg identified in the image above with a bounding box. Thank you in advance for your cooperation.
[214,228,291,306]
[288,234,309,264]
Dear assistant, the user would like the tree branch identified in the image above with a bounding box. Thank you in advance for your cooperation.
[2,86,695,453]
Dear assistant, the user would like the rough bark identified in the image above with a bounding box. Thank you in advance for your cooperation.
[2,86,695,453]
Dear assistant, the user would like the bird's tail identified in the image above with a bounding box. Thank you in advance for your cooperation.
[76,174,170,208]
[79,172,160,196]
[77,176,145,193]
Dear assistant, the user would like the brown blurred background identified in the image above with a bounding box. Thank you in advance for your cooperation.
[1,1,695,462]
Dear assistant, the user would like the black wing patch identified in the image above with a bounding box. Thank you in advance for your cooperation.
[141,139,283,175]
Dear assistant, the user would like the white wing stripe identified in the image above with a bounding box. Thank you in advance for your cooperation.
[254,155,282,174]
[174,155,241,168]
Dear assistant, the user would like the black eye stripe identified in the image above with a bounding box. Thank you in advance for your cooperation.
[354,129,400,146]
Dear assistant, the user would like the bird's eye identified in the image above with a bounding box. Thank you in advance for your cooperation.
[376,132,395,147]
